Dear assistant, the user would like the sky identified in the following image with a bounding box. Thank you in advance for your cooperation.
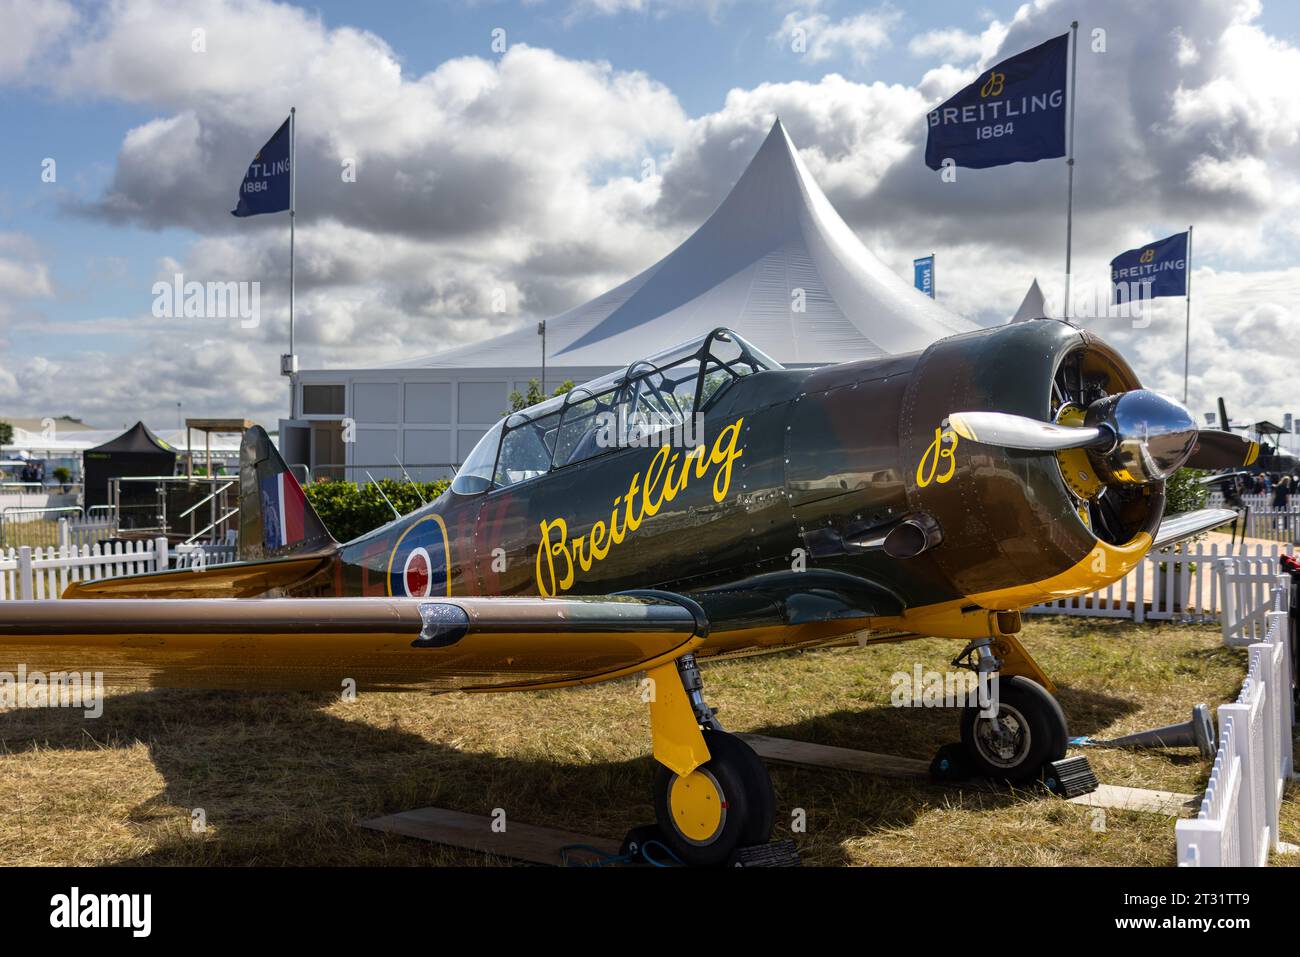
[0,0,1297,438]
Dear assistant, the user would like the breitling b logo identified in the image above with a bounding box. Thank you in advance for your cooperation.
[1139,248,1155,264]
[916,427,959,488]
[980,70,1005,98]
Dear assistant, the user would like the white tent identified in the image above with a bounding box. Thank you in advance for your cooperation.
[287,119,976,479]
[1009,278,1051,323]
[387,119,974,370]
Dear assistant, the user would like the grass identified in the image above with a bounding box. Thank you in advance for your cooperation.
[0,616,1293,866]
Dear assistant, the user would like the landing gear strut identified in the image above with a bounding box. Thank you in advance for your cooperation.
[953,638,1068,784]
[646,653,775,866]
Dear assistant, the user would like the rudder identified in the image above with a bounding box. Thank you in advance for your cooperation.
[240,426,336,561]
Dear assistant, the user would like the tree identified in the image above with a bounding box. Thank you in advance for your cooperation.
[507,378,574,414]
[1164,467,1208,516]
[0,421,12,446]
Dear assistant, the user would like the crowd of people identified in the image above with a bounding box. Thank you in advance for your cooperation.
[1223,471,1297,508]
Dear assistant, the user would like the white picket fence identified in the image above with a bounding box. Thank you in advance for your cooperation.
[173,542,238,569]
[0,538,170,600]
[1176,574,1294,867]
[1206,493,1300,544]
[1029,541,1293,624]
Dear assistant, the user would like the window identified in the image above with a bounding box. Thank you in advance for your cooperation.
[450,421,502,495]
[494,406,562,489]
[302,384,345,415]
[620,363,696,440]
[450,329,780,491]
[553,386,621,467]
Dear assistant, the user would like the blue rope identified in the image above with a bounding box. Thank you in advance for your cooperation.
[559,837,687,868]
[559,843,633,867]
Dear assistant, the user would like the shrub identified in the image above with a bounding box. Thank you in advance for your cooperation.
[304,477,449,542]
[1163,467,1208,517]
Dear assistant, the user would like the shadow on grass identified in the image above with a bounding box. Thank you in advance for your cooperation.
[0,688,662,866]
[0,680,1147,867]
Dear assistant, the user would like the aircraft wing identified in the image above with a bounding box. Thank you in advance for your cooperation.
[1152,508,1238,550]
[0,593,707,693]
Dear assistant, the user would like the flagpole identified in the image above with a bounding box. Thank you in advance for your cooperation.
[539,319,547,394]
[1183,224,1193,404]
[1063,20,1079,319]
[288,106,297,417]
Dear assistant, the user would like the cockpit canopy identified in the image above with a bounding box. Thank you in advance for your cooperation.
[451,328,781,495]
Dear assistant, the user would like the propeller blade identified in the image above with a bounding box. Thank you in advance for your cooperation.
[1185,430,1260,470]
[947,411,1109,452]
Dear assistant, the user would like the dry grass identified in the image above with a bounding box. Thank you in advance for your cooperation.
[0,616,1293,866]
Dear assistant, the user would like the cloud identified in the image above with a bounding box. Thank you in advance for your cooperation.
[563,0,741,21]
[0,233,54,299]
[907,14,1012,64]
[0,0,77,82]
[773,5,901,65]
[2,0,1298,432]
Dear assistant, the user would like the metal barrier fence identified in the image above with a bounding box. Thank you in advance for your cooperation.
[0,506,85,548]
[0,508,118,550]
[109,476,239,544]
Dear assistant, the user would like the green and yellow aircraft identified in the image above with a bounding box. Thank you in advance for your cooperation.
[0,320,1252,865]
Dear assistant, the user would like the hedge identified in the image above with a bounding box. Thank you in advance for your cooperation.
[304,478,449,543]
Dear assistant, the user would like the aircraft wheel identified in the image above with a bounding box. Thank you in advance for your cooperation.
[652,729,775,866]
[959,675,1067,784]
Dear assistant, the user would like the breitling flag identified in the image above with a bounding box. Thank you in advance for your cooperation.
[1110,231,1189,303]
[231,117,291,217]
[925,33,1069,170]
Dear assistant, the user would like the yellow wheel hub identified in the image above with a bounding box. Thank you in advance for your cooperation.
[668,769,726,844]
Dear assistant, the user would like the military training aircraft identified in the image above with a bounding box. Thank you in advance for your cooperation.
[0,319,1254,865]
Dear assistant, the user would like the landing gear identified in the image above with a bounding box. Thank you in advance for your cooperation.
[960,674,1068,784]
[645,653,775,866]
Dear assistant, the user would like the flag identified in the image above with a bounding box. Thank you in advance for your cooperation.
[925,33,1069,170]
[1110,231,1189,303]
[231,117,291,217]
[259,471,306,550]
[913,256,935,298]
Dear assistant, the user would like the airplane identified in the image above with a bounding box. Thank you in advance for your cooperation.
[1215,397,1297,475]
[0,319,1254,866]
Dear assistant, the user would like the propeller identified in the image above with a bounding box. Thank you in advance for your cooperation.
[948,388,1254,485]
[1185,430,1260,470]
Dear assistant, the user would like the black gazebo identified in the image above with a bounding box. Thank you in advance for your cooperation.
[83,422,178,510]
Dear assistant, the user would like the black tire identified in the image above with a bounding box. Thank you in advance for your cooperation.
[652,729,775,866]
[959,675,1067,784]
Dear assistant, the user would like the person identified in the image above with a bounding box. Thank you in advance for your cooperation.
[1273,473,1292,508]
[1224,474,1244,509]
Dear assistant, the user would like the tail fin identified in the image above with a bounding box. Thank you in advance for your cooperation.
[239,426,337,561]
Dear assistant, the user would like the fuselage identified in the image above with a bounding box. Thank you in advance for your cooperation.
[326,319,1164,655]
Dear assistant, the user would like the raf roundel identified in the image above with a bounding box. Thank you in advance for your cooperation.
[402,548,433,598]
[386,514,452,598]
